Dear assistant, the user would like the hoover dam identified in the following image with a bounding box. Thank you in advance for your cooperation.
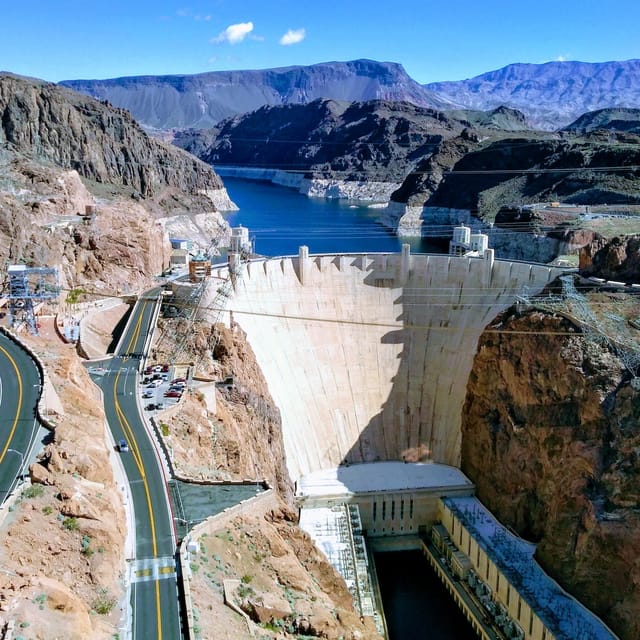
[209,247,566,481]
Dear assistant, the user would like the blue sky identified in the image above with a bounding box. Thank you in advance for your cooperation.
[2,0,640,83]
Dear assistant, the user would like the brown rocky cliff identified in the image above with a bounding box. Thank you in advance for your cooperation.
[580,234,640,282]
[0,73,223,197]
[153,320,294,503]
[0,332,126,639]
[461,308,640,640]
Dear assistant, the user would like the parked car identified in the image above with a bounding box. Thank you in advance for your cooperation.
[155,402,165,410]
[142,391,154,398]
[119,439,129,453]
[147,379,162,388]
[144,366,153,375]
[164,390,182,398]
[152,365,163,373]
[161,364,170,372]
[171,377,186,384]
[145,403,156,411]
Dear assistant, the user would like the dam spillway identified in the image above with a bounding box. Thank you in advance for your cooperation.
[210,249,565,481]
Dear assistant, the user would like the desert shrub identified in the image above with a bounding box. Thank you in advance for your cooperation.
[91,588,116,614]
[23,485,44,499]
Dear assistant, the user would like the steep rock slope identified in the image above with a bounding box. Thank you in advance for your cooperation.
[0,73,232,291]
[1,72,224,197]
[0,333,126,639]
[580,234,640,281]
[61,59,452,131]
[151,319,294,503]
[563,107,640,135]
[461,306,640,640]
[176,98,468,181]
[426,59,640,129]
[391,132,640,220]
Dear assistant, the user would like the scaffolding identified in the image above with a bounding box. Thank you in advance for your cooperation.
[158,227,251,368]
[6,264,59,334]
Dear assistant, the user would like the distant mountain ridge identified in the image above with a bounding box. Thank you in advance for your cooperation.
[60,58,640,132]
[425,59,640,129]
[61,59,453,131]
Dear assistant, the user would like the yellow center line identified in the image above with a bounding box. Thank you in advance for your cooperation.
[0,344,24,465]
[113,299,164,639]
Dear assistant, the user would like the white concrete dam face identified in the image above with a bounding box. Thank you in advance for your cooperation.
[209,252,562,482]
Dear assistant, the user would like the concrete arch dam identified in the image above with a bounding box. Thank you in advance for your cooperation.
[209,249,565,482]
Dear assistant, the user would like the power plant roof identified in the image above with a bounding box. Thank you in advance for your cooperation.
[444,496,618,640]
[297,461,473,497]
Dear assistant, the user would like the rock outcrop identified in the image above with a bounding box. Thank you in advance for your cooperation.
[0,72,225,198]
[175,98,468,191]
[151,319,294,502]
[0,333,126,639]
[461,305,640,640]
[580,234,640,282]
[191,510,382,639]
[0,72,233,292]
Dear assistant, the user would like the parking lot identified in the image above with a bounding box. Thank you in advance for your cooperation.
[140,363,188,413]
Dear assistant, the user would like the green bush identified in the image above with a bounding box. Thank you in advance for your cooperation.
[23,484,44,499]
[81,535,94,557]
[62,517,79,531]
[91,588,116,615]
[42,505,53,515]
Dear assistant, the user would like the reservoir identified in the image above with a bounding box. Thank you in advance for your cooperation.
[375,550,477,639]
[222,177,445,256]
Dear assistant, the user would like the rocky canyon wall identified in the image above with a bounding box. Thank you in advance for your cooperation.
[461,308,640,640]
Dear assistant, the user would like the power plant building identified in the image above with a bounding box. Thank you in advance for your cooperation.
[427,496,618,640]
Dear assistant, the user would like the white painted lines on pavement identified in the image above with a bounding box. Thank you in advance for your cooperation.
[130,557,176,584]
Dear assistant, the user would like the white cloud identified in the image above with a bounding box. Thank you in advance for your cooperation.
[211,22,254,44]
[279,28,306,46]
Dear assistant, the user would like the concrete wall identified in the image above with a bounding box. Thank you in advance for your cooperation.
[209,251,564,481]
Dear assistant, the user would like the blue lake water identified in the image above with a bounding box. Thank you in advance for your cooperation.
[222,177,445,257]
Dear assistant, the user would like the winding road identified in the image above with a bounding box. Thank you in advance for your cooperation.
[0,331,42,504]
[91,292,182,639]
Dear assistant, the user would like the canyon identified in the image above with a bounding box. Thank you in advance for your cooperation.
[0,70,638,640]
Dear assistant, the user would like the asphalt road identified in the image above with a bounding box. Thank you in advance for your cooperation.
[92,291,182,640]
[0,331,41,504]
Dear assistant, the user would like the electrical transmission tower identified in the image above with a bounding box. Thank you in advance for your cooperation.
[6,264,60,334]
[520,275,640,377]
